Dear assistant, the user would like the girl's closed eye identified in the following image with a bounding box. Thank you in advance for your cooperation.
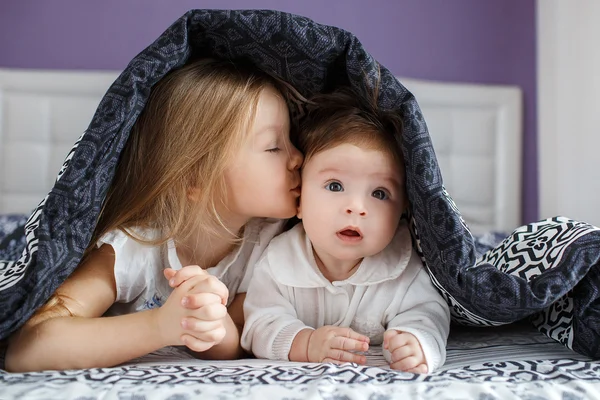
[372,189,390,200]
[325,181,344,192]
[266,147,281,153]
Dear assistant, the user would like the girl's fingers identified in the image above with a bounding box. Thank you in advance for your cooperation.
[181,292,222,309]
[164,268,177,281]
[186,326,227,344]
[180,334,215,353]
[185,275,229,306]
[181,318,223,333]
[331,336,369,352]
[191,303,228,321]
[167,265,207,287]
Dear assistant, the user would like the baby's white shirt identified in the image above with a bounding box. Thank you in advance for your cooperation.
[241,221,451,372]
[97,218,284,316]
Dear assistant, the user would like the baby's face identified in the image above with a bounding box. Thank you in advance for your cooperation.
[298,143,405,261]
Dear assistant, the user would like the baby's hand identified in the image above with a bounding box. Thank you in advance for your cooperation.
[157,266,229,352]
[383,330,428,374]
[307,326,370,365]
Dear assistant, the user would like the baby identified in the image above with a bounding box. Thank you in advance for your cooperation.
[241,87,450,373]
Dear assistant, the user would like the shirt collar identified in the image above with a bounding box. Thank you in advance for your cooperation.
[268,221,413,288]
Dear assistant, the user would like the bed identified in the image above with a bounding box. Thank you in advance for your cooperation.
[2,64,599,399]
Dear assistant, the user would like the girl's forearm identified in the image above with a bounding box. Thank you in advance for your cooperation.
[6,309,165,372]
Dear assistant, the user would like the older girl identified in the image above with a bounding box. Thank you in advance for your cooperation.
[5,58,303,372]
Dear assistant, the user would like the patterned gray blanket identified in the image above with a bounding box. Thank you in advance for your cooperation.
[0,9,599,360]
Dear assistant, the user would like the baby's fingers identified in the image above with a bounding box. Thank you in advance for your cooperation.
[406,364,428,374]
[324,349,366,365]
[390,355,422,372]
[383,329,400,348]
[333,327,370,343]
[389,344,414,363]
[331,335,369,353]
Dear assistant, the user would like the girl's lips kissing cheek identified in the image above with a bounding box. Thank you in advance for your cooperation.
[290,184,301,196]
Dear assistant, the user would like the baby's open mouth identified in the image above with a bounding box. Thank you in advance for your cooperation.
[336,227,363,242]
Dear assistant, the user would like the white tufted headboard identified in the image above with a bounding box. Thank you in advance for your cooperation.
[399,77,522,234]
[0,68,117,215]
[0,69,522,233]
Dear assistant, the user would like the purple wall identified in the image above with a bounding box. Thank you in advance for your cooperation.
[0,0,537,224]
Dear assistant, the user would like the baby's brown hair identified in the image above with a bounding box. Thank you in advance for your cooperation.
[298,86,405,181]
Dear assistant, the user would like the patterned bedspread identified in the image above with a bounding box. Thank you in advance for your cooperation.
[3,218,598,398]
[2,323,599,399]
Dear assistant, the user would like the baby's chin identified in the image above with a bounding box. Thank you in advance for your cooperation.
[327,246,386,261]
[325,248,370,262]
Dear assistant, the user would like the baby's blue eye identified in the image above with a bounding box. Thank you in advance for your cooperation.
[372,189,388,200]
[326,182,344,192]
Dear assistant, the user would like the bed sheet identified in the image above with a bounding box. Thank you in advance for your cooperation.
[1,322,599,399]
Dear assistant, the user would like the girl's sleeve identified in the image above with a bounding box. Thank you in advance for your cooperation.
[97,231,147,304]
[241,254,311,361]
[385,257,451,373]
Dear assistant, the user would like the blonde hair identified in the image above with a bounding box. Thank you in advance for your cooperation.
[92,58,298,248]
[30,58,300,322]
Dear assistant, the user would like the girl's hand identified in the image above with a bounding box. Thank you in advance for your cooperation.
[164,266,229,305]
[157,268,229,352]
[307,326,370,365]
[383,330,428,374]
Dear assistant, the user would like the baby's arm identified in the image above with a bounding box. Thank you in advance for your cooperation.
[241,260,308,361]
[385,266,451,373]
[5,245,170,371]
[242,260,368,363]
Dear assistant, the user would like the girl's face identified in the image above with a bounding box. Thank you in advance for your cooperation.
[224,86,303,222]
